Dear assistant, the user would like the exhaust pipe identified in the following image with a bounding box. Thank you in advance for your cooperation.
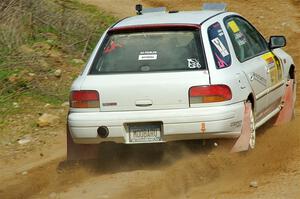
[97,126,109,138]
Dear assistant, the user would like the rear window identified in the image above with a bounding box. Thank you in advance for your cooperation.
[89,30,206,74]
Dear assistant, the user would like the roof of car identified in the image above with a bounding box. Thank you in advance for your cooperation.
[114,10,224,28]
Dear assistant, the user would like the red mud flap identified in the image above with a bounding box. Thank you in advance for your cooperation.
[67,125,99,161]
[275,79,295,126]
[231,102,252,153]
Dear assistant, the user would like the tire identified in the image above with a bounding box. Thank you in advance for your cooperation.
[288,71,296,119]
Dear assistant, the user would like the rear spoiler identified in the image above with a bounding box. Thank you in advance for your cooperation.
[108,24,201,34]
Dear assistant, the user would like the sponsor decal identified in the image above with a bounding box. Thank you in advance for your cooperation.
[208,22,231,68]
[266,57,275,67]
[262,52,275,67]
[104,40,123,54]
[228,20,240,33]
[274,56,283,81]
[211,37,229,57]
[214,53,228,68]
[234,32,247,46]
[138,51,158,60]
[262,52,283,85]
[252,72,267,86]
[187,58,202,69]
[218,29,224,36]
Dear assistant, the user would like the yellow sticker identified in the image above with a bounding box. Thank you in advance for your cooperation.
[270,68,277,84]
[275,57,283,82]
[261,52,274,63]
[228,20,240,33]
[262,52,283,85]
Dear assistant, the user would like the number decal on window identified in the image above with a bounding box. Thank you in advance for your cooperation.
[187,59,202,69]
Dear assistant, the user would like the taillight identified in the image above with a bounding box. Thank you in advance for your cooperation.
[70,90,100,108]
[189,85,232,104]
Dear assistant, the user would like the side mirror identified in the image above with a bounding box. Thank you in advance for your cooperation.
[269,36,286,50]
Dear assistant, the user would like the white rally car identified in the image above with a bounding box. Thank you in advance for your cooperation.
[67,4,296,159]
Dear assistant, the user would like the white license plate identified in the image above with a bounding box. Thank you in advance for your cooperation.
[128,123,162,143]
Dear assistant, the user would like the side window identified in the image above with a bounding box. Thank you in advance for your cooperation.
[225,17,268,62]
[234,18,268,55]
[208,22,231,68]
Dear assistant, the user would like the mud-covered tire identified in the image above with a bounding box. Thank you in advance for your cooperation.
[290,73,297,119]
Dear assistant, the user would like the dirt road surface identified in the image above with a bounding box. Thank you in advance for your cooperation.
[1,0,300,199]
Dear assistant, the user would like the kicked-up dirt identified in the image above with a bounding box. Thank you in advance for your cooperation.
[0,0,300,199]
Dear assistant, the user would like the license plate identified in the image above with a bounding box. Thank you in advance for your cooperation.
[128,123,162,143]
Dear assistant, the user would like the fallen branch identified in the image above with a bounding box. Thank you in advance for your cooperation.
[81,34,92,58]
[68,38,88,47]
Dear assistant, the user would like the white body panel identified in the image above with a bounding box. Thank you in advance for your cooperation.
[81,71,210,111]
[69,102,244,144]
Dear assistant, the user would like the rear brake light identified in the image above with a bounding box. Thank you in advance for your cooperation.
[70,90,100,108]
[189,85,232,104]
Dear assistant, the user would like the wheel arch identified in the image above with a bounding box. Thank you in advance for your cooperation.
[289,64,295,79]
[246,93,255,110]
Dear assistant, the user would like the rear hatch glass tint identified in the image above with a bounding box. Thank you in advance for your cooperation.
[89,30,206,74]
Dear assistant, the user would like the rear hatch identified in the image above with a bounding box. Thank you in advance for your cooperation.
[82,25,209,111]
[81,71,210,111]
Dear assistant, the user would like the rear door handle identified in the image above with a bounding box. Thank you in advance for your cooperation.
[135,100,153,107]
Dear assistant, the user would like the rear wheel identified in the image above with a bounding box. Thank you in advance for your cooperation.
[290,71,296,118]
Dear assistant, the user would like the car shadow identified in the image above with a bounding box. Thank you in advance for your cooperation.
[57,140,217,175]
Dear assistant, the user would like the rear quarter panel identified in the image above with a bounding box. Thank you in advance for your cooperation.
[201,13,252,105]
[71,28,110,92]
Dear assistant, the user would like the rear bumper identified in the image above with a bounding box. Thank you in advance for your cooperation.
[68,102,244,144]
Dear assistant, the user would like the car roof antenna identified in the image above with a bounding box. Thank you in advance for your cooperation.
[136,4,143,15]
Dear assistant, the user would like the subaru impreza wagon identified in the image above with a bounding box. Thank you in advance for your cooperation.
[67,4,296,159]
